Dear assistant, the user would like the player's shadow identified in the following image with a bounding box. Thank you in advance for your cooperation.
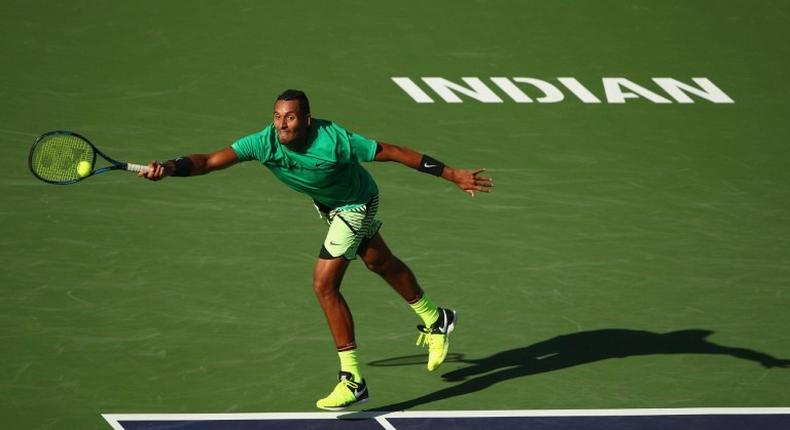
[362,328,790,412]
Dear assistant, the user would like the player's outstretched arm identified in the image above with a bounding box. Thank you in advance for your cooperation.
[374,141,493,196]
[139,147,239,181]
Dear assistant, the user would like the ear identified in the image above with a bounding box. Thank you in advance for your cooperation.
[306,113,312,127]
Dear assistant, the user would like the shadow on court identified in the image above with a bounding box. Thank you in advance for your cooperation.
[359,328,790,413]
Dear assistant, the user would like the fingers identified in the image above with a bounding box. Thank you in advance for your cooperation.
[140,161,167,181]
[464,182,491,197]
[456,168,493,196]
[474,177,494,188]
[472,169,493,183]
[471,170,493,192]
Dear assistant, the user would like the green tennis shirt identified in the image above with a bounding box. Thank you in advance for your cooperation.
[231,119,379,209]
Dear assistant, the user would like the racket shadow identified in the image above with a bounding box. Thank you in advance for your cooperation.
[354,328,790,413]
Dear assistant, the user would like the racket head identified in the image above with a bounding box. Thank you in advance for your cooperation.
[28,130,98,184]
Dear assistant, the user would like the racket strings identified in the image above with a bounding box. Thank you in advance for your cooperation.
[30,134,94,183]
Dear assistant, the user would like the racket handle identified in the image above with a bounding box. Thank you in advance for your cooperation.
[125,163,149,173]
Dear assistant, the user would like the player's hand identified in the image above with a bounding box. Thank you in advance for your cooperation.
[447,168,493,197]
[139,160,169,181]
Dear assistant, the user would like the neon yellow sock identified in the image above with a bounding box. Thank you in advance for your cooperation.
[410,293,440,327]
[338,349,362,382]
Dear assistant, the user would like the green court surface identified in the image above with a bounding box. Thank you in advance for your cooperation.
[2,1,789,429]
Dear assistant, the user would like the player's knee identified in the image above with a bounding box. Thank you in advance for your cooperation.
[312,276,339,300]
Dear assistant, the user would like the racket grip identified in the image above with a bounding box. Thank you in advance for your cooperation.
[125,163,149,173]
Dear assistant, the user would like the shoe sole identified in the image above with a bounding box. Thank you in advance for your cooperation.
[316,396,369,411]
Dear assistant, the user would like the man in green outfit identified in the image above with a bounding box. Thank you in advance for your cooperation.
[140,89,493,410]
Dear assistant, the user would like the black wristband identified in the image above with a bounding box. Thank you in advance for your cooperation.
[169,157,194,177]
[417,155,445,177]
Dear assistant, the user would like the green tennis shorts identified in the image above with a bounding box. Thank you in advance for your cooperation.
[315,195,382,260]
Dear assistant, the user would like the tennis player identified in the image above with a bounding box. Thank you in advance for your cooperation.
[140,89,493,410]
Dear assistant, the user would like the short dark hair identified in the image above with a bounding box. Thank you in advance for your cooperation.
[276,89,310,116]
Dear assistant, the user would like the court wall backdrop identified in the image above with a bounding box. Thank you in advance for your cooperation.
[1,1,789,429]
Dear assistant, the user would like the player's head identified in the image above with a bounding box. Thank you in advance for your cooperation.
[276,89,310,116]
[274,89,311,147]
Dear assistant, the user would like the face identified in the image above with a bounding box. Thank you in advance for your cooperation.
[273,99,311,147]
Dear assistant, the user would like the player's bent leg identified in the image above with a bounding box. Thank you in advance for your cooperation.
[313,256,372,409]
[360,233,457,371]
[313,202,381,409]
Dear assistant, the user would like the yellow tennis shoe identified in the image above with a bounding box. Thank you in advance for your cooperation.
[315,371,369,411]
[416,308,457,371]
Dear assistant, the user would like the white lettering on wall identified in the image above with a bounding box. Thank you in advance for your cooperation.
[391,77,734,104]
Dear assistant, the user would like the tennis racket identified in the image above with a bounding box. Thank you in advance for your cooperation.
[28,130,149,185]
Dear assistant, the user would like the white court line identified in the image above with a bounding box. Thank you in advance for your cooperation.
[375,416,398,430]
[103,407,790,429]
